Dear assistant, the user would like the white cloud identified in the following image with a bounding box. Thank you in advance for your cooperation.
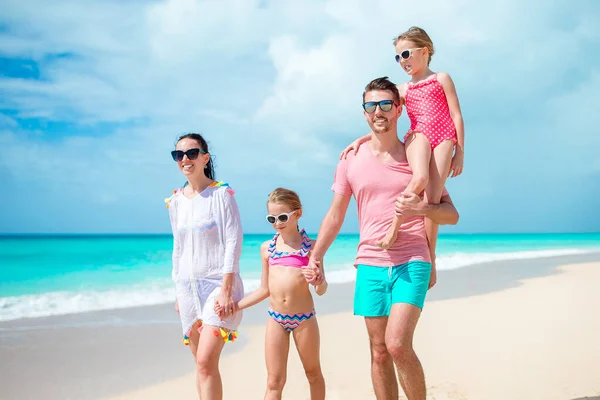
[1,0,599,232]
[249,0,599,173]
[545,70,600,172]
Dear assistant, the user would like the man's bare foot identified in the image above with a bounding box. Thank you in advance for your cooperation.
[376,230,398,249]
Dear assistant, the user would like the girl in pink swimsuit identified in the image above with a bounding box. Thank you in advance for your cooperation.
[218,187,327,399]
[342,26,465,286]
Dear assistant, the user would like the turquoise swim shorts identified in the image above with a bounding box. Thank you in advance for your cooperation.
[354,261,432,316]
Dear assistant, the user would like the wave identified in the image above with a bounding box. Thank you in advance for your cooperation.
[436,247,600,270]
[1,247,599,322]
[0,282,176,322]
[319,247,600,284]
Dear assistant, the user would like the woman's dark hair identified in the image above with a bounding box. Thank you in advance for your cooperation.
[176,133,215,180]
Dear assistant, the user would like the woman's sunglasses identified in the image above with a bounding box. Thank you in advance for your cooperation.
[363,100,395,114]
[266,210,297,224]
[394,47,424,63]
[171,148,206,162]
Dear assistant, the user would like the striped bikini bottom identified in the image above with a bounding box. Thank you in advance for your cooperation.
[268,308,316,332]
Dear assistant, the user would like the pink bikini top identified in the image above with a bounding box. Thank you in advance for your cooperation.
[268,229,311,268]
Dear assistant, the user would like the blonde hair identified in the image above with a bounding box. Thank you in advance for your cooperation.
[393,26,435,65]
[267,187,302,211]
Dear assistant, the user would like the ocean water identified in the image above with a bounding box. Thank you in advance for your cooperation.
[1,233,600,321]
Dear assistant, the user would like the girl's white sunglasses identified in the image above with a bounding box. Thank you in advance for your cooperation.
[395,47,424,63]
[266,210,297,224]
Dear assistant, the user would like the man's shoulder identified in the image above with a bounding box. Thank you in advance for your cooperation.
[340,144,369,164]
[335,148,359,177]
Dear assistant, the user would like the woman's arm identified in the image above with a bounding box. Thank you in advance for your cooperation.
[167,197,181,282]
[222,189,243,276]
[216,188,243,317]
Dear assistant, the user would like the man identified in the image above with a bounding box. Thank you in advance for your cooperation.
[309,77,459,400]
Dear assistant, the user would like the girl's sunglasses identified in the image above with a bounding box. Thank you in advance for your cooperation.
[171,148,206,162]
[363,100,395,114]
[266,210,297,224]
[394,47,424,63]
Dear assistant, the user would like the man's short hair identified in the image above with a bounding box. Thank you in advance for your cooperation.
[362,76,401,105]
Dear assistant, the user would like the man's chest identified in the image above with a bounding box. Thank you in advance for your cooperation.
[348,156,411,188]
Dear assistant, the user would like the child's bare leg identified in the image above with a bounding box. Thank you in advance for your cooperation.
[264,318,290,400]
[376,214,403,249]
[377,132,431,249]
[424,140,455,285]
[292,317,325,400]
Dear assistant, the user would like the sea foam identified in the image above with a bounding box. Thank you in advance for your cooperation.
[1,247,598,322]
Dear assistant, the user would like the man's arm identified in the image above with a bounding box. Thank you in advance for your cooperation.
[395,192,459,225]
[425,194,459,225]
[310,193,352,261]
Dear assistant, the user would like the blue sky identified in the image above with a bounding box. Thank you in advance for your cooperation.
[1,0,599,234]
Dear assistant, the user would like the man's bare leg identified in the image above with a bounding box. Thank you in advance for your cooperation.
[385,303,425,400]
[365,317,399,399]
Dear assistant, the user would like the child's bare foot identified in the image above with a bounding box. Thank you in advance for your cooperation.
[376,230,398,249]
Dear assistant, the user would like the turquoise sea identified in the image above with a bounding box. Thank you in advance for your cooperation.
[1,233,600,321]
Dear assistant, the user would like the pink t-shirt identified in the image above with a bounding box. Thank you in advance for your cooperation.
[331,144,448,267]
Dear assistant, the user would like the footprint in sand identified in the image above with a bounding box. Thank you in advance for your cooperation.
[426,382,468,400]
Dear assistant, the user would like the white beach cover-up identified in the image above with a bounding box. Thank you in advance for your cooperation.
[167,182,244,340]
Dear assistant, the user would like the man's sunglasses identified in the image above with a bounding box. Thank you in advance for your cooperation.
[363,100,396,114]
[266,210,297,224]
[394,47,424,63]
[171,148,206,162]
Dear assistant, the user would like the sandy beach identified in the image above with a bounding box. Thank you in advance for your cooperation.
[2,253,600,400]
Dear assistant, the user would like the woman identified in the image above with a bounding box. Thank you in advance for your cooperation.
[165,132,244,399]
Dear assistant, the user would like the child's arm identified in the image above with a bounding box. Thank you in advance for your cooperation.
[216,242,270,318]
[438,72,464,177]
[237,242,270,311]
[340,132,373,159]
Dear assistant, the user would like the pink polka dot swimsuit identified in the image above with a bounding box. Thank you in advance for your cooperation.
[404,73,457,149]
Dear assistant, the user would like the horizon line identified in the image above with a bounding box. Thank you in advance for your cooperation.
[1,232,599,237]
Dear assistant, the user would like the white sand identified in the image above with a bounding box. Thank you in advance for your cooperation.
[110,262,600,399]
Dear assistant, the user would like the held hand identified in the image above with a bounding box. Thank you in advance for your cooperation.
[215,291,235,321]
[448,149,464,178]
[215,300,239,320]
[175,299,179,314]
[214,299,224,317]
[312,260,324,285]
[394,192,426,217]
[301,261,317,283]
[302,258,324,285]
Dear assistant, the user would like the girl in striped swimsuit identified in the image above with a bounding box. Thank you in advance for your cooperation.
[220,187,327,400]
